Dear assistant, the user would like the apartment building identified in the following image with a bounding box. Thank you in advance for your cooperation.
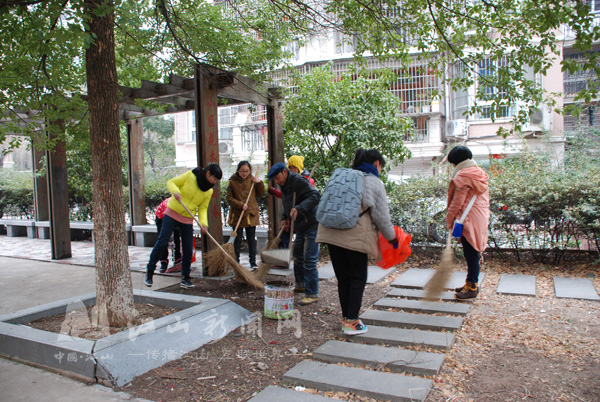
[173,2,599,179]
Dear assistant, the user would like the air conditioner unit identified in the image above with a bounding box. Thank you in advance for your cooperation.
[522,107,552,132]
[218,141,232,155]
[446,119,468,138]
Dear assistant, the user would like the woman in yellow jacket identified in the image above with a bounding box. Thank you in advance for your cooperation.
[145,163,222,289]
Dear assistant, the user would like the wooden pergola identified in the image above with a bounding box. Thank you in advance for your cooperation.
[11,64,285,270]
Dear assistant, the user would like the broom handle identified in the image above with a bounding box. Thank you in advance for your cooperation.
[232,181,255,236]
[308,163,318,180]
[288,193,296,251]
[177,199,239,266]
[275,225,286,240]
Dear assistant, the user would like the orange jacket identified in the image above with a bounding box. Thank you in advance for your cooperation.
[446,166,490,253]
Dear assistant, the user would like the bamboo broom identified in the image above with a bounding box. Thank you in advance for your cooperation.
[424,231,456,301]
[177,199,264,289]
[206,180,256,277]
[254,226,286,281]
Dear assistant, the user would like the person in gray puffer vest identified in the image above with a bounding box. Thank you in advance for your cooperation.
[267,162,321,306]
[316,149,399,335]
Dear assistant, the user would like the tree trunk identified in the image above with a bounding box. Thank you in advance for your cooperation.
[85,0,135,327]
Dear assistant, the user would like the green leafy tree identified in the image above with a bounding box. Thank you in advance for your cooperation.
[283,64,412,185]
[143,115,175,172]
[269,0,599,132]
[0,0,303,327]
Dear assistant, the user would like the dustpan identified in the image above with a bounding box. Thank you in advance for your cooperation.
[260,248,292,266]
[261,193,296,268]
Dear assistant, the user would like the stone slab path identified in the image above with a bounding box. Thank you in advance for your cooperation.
[497,274,536,296]
[554,277,600,300]
[318,263,396,284]
[391,268,485,290]
[313,340,445,376]
[253,270,469,401]
[374,297,471,315]
[283,360,432,402]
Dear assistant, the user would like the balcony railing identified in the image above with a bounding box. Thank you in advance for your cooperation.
[563,13,600,40]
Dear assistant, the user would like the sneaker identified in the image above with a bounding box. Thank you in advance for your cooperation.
[455,282,479,300]
[144,273,153,287]
[159,260,168,273]
[181,279,195,289]
[298,297,318,306]
[250,264,258,270]
[343,319,368,335]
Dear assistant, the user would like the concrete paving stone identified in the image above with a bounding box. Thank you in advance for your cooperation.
[554,277,600,301]
[497,274,536,296]
[317,263,337,280]
[387,288,465,302]
[283,360,432,402]
[391,268,435,288]
[318,263,396,284]
[374,298,470,316]
[247,385,336,401]
[360,309,463,332]
[367,265,397,284]
[392,269,485,290]
[0,358,154,402]
[337,325,454,351]
[313,340,444,376]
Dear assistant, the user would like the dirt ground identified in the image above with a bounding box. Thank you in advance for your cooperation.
[30,247,600,401]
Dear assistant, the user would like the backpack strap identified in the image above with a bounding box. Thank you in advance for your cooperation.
[359,173,370,218]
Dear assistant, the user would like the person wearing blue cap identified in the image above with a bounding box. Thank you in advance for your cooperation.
[267,161,321,305]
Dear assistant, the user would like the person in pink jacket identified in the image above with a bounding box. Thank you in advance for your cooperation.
[446,146,490,300]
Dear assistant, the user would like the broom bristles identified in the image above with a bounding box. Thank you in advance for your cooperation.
[424,235,456,301]
[230,257,264,289]
[254,261,272,281]
[206,246,231,277]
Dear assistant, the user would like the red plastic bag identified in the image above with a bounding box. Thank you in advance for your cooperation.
[191,237,197,263]
[377,226,412,269]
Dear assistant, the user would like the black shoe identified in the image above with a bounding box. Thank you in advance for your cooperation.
[181,279,195,289]
[159,260,168,273]
[455,282,479,300]
[144,272,153,287]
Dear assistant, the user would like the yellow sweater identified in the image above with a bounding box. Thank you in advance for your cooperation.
[165,171,213,227]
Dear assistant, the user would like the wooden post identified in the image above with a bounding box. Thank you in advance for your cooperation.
[127,118,147,244]
[32,136,49,223]
[46,120,72,259]
[266,98,285,233]
[195,65,224,275]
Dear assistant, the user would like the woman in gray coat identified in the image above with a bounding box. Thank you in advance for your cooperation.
[316,149,398,335]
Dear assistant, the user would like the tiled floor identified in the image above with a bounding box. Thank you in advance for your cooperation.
[0,235,257,279]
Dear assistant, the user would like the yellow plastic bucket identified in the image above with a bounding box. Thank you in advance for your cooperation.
[264,281,294,319]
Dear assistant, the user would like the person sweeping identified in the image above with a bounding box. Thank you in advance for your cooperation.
[226,161,264,269]
[316,149,399,335]
[446,146,490,300]
[145,163,222,289]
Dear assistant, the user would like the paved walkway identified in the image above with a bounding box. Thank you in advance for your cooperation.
[1,235,597,402]
[249,267,599,401]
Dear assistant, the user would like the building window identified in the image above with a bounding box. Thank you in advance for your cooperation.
[334,31,355,54]
[241,126,265,152]
[406,116,429,142]
[473,57,515,120]
[563,52,600,97]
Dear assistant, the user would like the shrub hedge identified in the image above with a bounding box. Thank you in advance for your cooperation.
[2,141,598,262]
